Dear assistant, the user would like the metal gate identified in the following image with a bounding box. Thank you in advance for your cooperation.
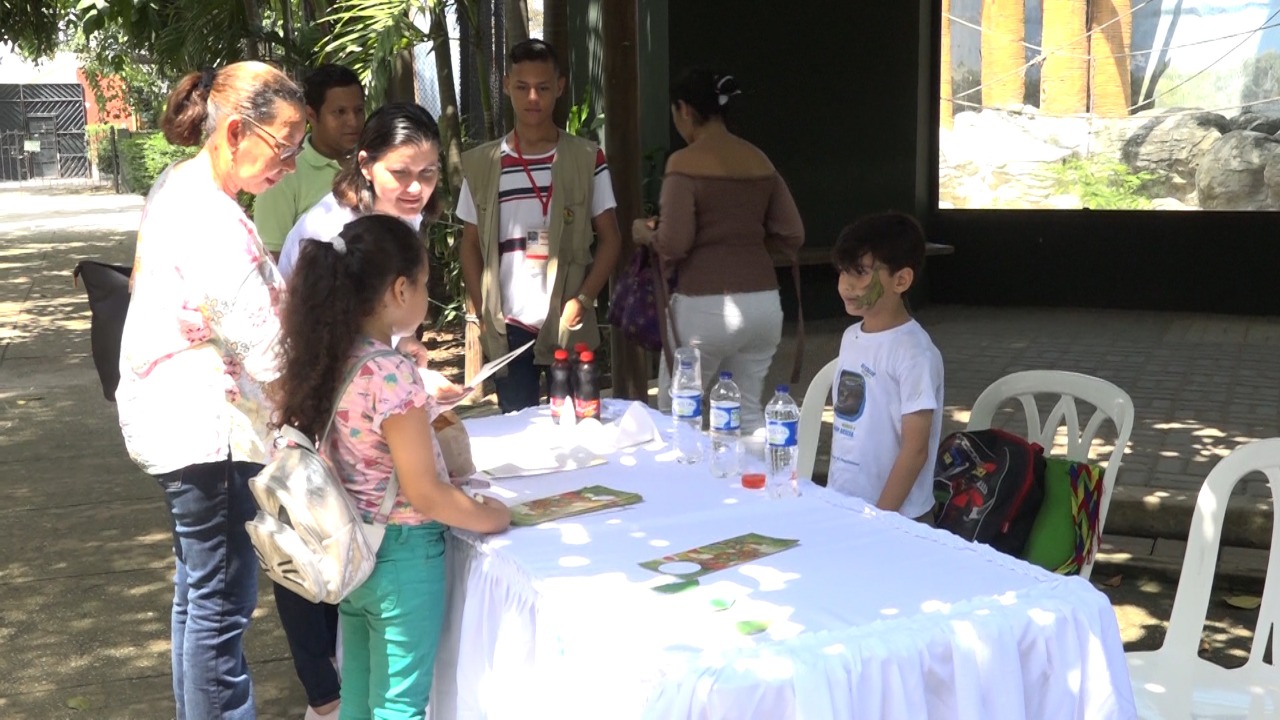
[0,83,89,181]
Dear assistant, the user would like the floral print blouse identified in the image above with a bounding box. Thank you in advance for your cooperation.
[325,337,449,525]
[116,160,285,475]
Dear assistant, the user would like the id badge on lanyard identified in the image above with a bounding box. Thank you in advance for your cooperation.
[525,227,550,273]
[513,131,554,276]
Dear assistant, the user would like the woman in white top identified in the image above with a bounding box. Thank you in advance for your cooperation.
[278,102,443,281]
[115,61,304,719]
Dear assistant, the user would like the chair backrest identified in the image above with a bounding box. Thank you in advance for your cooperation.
[966,370,1135,579]
[797,358,839,483]
[1162,438,1280,671]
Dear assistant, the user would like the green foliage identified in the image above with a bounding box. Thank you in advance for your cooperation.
[319,0,428,107]
[85,124,117,176]
[118,131,198,196]
[1053,156,1158,210]
[426,214,466,327]
[566,90,605,141]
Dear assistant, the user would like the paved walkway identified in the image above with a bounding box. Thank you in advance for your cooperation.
[1,188,1273,717]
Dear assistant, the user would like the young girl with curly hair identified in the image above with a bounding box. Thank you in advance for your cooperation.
[275,213,510,720]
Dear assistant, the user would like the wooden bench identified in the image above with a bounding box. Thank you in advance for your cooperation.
[771,241,955,267]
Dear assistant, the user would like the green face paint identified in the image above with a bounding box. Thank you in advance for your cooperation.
[854,267,885,310]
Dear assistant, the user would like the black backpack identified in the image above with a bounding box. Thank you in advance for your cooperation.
[72,261,131,402]
[933,429,1046,557]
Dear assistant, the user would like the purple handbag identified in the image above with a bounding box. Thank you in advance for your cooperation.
[608,247,675,365]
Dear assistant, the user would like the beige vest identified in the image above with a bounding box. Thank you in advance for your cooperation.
[461,133,601,365]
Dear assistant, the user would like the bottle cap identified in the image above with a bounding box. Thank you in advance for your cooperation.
[777,384,789,394]
[579,350,594,362]
[554,348,569,361]
[741,473,766,490]
[720,371,732,380]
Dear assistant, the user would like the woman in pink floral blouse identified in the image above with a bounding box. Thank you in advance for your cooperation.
[115,61,304,720]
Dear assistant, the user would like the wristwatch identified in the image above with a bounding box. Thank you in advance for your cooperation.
[576,292,592,306]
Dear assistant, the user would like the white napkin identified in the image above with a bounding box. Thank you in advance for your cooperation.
[611,401,660,450]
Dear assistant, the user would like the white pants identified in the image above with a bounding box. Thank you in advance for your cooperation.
[658,290,784,433]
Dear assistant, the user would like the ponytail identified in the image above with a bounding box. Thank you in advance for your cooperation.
[275,214,427,438]
[162,70,214,147]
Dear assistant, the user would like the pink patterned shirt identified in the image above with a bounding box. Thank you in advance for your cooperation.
[116,159,285,475]
[325,337,450,525]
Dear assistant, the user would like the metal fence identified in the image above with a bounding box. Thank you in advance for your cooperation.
[0,83,94,185]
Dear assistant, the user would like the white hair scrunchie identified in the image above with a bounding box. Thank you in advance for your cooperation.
[322,234,347,255]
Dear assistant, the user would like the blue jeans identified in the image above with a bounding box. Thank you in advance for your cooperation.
[273,582,341,707]
[157,458,261,720]
[493,323,546,413]
[339,523,448,720]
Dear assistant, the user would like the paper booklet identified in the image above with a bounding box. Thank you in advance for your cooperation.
[425,338,535,412]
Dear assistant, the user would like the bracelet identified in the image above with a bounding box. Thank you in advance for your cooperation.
[465,313,480,325]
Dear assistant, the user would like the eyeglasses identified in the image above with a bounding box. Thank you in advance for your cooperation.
[241,115,304,162]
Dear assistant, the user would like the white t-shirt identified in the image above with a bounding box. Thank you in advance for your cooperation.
[278,193,424,282]
[828,319,945,518]
[455,137,617,330]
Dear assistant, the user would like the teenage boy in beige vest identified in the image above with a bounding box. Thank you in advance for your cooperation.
[458,38,622,412]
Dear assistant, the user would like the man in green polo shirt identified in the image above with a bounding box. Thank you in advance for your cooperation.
[255,63,365,259]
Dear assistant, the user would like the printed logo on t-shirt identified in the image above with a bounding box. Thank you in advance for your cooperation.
[833,368,867,438]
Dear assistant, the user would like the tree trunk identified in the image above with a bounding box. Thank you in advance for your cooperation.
[543,0,570,128]
[502,0,529,130]
[279,0,296,75]
[430,0,463,207]
[602,0,647,400]
[1089,0,1132,116]
[242,0,262,60]
[980,0,1025,108]
[941,0,953,129]
[429,0,482,389]
[464,0,497,140]
[1040,0,1088,114]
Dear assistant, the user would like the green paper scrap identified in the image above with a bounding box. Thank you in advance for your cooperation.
[735,619,771,636]
[640,533,800,584]
[510,485,643,526]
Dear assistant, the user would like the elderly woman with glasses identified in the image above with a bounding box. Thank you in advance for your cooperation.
[115,61,304,719]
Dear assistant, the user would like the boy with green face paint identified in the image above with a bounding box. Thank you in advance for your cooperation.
[826,212,945,522]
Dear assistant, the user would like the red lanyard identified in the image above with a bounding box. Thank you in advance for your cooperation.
[512,130,553,220]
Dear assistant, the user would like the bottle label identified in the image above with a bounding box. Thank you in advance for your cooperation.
[673,393,702,420]
[767,419,799,448]
[710,401,741,432]
[575,397,600,419]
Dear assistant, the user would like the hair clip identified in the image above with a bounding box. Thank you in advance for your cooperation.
[322,234,347,255]
[715,74,740,106]
[198,67,217,93]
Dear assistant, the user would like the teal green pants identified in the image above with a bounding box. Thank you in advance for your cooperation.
[339,522,448,720]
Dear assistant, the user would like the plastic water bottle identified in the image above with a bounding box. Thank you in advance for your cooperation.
[765,385,800,498]
[709,371,742,478]
[671,355,704,464]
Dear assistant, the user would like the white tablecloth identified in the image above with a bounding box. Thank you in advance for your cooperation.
[429,405,1136,720]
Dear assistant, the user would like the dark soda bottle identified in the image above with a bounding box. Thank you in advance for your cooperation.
[574,350,600,420]
[549,348,572,423]
[570,341,590,396]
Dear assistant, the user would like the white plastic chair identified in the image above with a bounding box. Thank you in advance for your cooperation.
[797,358,839,484]
[967,370,1135,579]
[1126,437,1280,719]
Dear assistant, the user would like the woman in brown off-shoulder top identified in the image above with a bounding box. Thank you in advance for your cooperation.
[633,68,805,433]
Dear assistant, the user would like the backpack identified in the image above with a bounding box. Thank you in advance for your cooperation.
[932,429,1047,558]
[244,350,401,604]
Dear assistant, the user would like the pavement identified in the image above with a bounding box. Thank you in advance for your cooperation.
[0,187,1273,718]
